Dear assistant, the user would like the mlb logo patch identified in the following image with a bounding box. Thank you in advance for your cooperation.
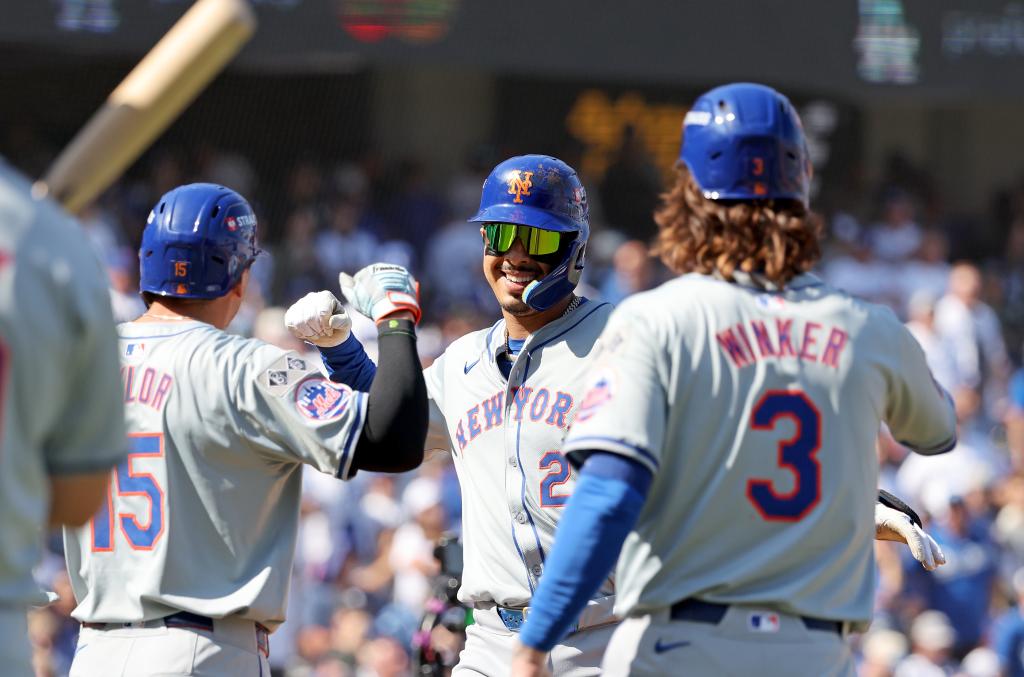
[755,294,786,311]
[124,343,146,358]
[575,372,615,423]
[748,612,781,633]
[295,377,352,421]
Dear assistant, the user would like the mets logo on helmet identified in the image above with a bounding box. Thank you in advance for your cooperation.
[507,170,534,204]
[294,377,352,421]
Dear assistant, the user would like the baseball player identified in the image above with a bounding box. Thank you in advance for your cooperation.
[63,183,427,676]
[287,155,620,675]
[510,83,958,677]
[0,157,126,676]
[285,155,943,677]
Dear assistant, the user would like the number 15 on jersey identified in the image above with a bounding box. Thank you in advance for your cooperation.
[90,433,166,551]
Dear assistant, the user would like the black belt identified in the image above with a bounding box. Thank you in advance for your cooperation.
[83,610,214,631]
[669,599,843,636]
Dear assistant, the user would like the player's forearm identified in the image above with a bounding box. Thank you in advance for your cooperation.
[351,319,427,472]
[519,452,651,651]
[319,333,377,391]
[49,470,112,527]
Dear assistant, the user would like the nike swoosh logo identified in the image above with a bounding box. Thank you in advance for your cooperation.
[654,638,691,654]
[464,358,480,374]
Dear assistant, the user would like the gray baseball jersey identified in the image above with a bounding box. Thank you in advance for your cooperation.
[64,320,367,629]
[563,273,957,626]
[424,299,614,608]
[0,160,125,608]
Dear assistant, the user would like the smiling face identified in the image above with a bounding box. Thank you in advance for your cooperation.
[482,227,555,317]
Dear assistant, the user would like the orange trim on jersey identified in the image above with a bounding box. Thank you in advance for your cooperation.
[90,475,115,553]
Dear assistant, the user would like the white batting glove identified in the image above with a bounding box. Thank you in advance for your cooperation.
[339,263,421,325]
[875,502,946,571]
[284,290,352,348]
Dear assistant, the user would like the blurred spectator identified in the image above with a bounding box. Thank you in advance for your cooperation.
[959,647,1000,677]
[272,207,329,302]
[385,158,445,259]
[899,230,950,310]
[993,476,1024,577]
[823,230,900,307]
[316,198,380,279]
[1005,360,1024,470]
[287,159,325,209]
[389,478,444,615]
[861,628,910,677]
[599,239,655,304]
[198,147,257,198]
[106,247,146,323]
[870,191,923,262]
[356,636,409,677]
[902,498,999,657]
[78,203,126,265]
[905,290,959,392]
[424,218,492,314]
[893,610,958,676]
[993,568,1024,677]
[935,263,1011,423]
[329,606,373,671]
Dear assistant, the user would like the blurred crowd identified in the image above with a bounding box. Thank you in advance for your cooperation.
[13,135,1024,676]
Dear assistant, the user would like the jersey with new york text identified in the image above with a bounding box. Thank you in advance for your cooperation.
[64,320,367,629]
[424,299,614,608]
[563,273,957,627]
[0,160,126,607]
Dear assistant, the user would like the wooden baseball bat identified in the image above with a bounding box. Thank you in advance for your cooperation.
[35,0,257,214]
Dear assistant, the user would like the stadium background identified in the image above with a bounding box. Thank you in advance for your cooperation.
[4,1,1024,675]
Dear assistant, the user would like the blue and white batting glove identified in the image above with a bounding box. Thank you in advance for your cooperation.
[339,263,421,325]
[284,290,353,348]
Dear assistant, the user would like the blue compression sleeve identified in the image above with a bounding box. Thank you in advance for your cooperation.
[518,452,652,651]
[319,334,377,391]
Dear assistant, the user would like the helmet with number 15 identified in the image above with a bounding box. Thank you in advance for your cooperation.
[139,183,259,300]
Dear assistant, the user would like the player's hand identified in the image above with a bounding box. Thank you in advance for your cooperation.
[510,643,552,677]
[339,263,422,325]
[284,290,352,348]
[875,502,946,571]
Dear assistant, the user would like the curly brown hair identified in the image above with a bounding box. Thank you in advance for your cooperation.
[652,164,822,287]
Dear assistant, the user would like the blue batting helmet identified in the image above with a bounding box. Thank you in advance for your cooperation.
[680,82,812,207]
[139,183,259,299]
[468,155,589,311]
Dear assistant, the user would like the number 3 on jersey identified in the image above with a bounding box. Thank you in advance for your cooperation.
[91,433,166,551]
[746,391,821,522]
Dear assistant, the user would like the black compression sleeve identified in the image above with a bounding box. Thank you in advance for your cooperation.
[351,319,427,472]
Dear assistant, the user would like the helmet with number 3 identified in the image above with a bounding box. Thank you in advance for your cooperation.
[680,82,812,207]
[139,183,259,299]
[469,155,589,311]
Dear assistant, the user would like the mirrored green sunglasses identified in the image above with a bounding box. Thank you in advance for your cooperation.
[482,223,564,257]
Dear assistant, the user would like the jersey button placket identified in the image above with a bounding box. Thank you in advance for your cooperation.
[504,369,542,592]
